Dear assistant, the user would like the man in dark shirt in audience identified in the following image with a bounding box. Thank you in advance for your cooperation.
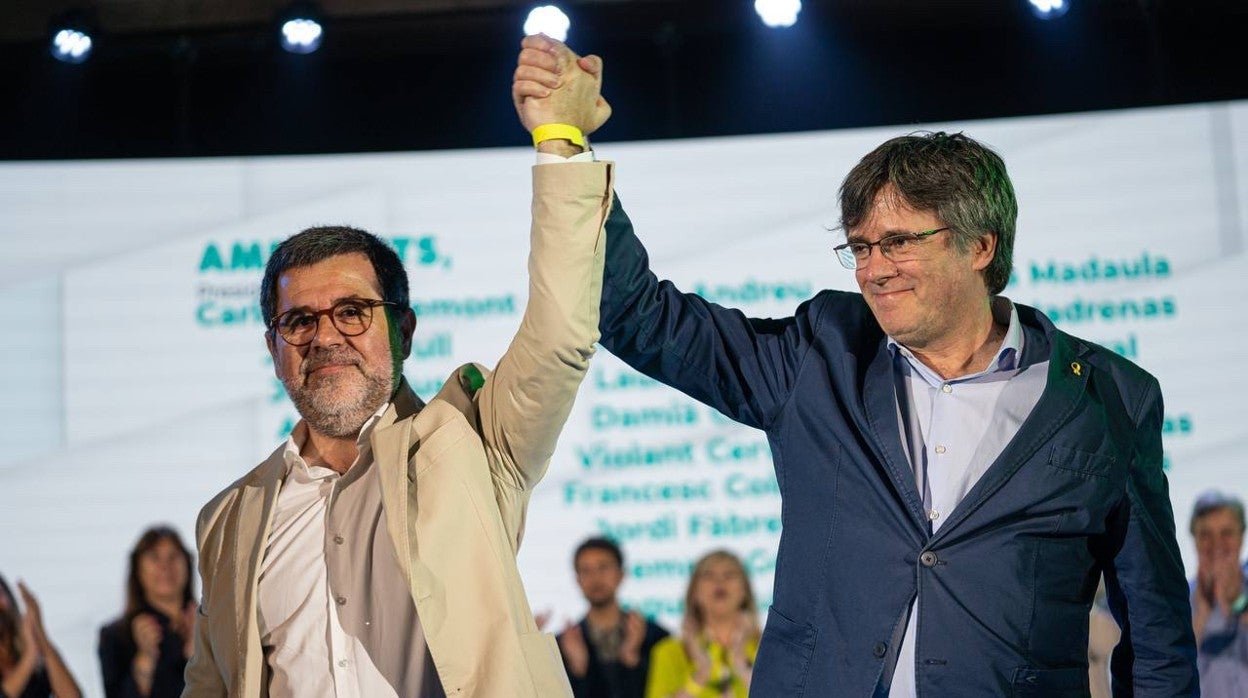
[558,538,668,698]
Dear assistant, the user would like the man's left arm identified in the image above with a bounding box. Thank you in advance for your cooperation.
[1103,377,1199,695]
[473,40,611,521]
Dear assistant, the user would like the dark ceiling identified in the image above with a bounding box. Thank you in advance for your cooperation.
[2,0,1245,159]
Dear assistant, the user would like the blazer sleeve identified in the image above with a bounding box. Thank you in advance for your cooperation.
[475,162,613,498]
[1101,376,1199,696]
[598,196,817,431]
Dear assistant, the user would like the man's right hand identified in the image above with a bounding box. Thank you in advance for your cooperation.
[131,613,164,659]
[512,34,611,150]
[558,622,591,677]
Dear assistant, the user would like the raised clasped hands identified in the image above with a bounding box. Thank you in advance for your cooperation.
[512,34,612,147]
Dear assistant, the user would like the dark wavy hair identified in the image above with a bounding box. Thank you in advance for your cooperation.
[839,131,1017,295]
[123,526,195,622]
[260,225,410,327]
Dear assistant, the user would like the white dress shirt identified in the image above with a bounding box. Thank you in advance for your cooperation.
[257,403,443,698]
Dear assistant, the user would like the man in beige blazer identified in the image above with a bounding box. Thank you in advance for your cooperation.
[184,46,613,698]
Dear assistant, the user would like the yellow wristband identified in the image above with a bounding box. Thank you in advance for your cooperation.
[532,123,585,148]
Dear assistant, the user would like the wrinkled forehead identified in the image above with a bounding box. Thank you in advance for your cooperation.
[275,252,382,309]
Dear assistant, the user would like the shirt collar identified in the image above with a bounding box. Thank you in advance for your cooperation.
[887,296,1024,380]
[281,400,391,477]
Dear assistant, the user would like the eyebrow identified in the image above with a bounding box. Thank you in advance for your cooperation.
[846,228,922,244]
[279,295,375,313]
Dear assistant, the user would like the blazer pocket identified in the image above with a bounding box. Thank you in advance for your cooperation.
[1011,666,1089,697]
[753,606,817,696]
[1047,444,1117,479]
[518,631,572,697]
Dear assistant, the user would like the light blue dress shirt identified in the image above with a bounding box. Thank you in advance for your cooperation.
[885,297,1050,697]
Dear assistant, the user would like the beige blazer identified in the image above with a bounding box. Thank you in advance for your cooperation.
[183,162,615,697]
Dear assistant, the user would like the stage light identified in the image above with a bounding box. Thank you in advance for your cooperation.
[279,3,323,54]
[1027,0,1070,20]
[49,12,94,64]
[755,0,801,28]
[524,5,570,42]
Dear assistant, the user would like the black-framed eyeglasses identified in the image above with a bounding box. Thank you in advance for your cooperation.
[269,298,397,346]
[832,227,951,270]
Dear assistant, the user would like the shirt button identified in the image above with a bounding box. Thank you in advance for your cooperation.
[928,510,940,521]
[338,659,348,668]
[333,534,344,545]
[920,551,939,567]
[934,445,947,454]
[872,641,888,658]
[335,595,347,606]
[941,384,952,394]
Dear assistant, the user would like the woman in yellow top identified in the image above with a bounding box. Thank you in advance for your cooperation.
[645,550,761,698]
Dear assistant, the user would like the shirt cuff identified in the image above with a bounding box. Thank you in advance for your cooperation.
[536,150,597,165]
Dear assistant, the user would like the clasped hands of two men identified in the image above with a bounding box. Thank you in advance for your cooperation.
[511,34,612,153]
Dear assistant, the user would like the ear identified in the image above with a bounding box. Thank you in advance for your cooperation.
[264,330,279,375]
[397,307,417,360]
[971,231,997,272]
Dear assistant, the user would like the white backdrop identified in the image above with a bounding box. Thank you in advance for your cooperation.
[2,100,1246,696]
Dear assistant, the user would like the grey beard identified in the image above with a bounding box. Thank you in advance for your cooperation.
[286,369,393,439]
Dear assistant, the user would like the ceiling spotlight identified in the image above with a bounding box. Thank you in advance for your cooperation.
[49,11,95,64]
[1028,0,1070,20]
[755,0,801,28]
[524,5,571,42]
[279,3,323,54]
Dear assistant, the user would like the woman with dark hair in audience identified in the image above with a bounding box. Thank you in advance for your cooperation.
[0,574,82,698]
[645,550,761,698]
[98,526,196,698]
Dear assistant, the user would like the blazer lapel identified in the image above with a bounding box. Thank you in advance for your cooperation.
[856,342,930,533]
[931,334,1091,543]
[372,379,425,592]
[232,451,284,691]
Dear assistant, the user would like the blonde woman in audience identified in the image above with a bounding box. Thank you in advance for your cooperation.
[0,574,82,698]
[645,551,760,698]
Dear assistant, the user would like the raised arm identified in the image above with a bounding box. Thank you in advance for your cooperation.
[515,38,816,431]
[478,38,614,496]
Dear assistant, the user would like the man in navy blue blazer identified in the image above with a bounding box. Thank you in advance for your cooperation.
[513,37,1197,697]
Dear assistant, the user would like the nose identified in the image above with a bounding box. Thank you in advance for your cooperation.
[856,248,897,282]
[308,312,347,347]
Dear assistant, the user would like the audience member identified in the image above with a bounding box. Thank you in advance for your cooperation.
[645,551,759,698]
[0,574,82,698]
[98,526,196,698]
[1190,490,1248,696]
[559,538,668,698]
[1087,580,1119,698]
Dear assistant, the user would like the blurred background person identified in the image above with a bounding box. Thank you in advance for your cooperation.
[97,526,196,698]
[1087,579,1120,698]
[645,551,759,698]
[1189,490,1248,696]
[0,574,82,698]
[559,537,668,698]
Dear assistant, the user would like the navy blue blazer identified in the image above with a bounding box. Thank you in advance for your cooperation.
[598,199,1197,697]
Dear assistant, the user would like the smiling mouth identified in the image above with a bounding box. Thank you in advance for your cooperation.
[307,363,356,376]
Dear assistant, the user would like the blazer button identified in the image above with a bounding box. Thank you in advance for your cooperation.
[872,642,888,658]
[919,551,939,567]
